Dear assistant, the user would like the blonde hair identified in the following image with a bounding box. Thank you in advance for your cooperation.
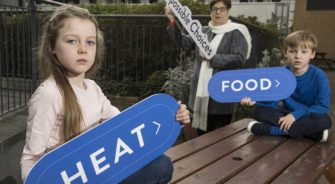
[38,6,104,141]
[283,30,318,52]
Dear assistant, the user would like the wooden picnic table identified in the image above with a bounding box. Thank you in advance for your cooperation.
[166,118,335,184]
[311,52,335,70]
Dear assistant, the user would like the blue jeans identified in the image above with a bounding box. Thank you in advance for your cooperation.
[120,155,173,184]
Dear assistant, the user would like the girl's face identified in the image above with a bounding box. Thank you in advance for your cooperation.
[285,45,315,74]
[210,2,230,26]
[53,17,97,78]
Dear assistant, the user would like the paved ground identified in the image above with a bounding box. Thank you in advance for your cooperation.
[311,69,334,184]
[326,70,335,120]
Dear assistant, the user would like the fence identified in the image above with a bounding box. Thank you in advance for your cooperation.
[0,1,275,116]
[94,14,182,97]
[0,4,36,116]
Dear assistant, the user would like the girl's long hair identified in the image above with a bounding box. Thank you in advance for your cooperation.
[38,5,104,141]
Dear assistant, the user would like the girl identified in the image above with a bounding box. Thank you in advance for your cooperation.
[21,6,190,183]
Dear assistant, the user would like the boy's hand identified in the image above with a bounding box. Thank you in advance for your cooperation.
[164,5,175,22]
[278,114,295,132]
[176,101,190,124]
[240,97,256,106]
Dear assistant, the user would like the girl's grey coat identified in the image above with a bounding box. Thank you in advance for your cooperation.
[167,24,249,115]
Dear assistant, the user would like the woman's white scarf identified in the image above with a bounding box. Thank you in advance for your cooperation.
[192,19,252,131]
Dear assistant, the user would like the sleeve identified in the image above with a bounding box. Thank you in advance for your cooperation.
[290,71,330,120]
[308,72,330,113]
[167,22,196,50]
[284,96,308,110]
[94,83,120,121]
[20,86,60,180]
[210,30,248,69]
[284,96,308,119]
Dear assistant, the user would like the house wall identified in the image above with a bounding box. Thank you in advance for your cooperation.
[0,0,23,7]
[231,2,295,28]
[202,1,295,33]
[293,0,335,59]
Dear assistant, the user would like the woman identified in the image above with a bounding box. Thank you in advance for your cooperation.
[165,0,251,134]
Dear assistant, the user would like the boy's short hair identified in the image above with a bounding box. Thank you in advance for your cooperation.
[283,30,318,52]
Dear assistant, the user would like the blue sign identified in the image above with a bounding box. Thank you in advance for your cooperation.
[25,94,181,184]
[208,67,296,102]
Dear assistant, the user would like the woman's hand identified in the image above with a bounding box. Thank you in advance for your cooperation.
[165,5,175,22]
[279,114,295,132]
[240,97,256,106]
[176,101,190,124]
[199,50,207,61]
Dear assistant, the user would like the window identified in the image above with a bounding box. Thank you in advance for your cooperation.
[54,0,80,3]
[307,0,335,10]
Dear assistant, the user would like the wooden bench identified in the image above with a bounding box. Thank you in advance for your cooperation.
[311,52,335,70]
[166,118,335,183]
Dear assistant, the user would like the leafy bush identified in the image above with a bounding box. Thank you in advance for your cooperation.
[161,54,193,103]
[237,15,281,49]
[85,0,209,15]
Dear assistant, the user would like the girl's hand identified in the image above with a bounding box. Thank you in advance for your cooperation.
[240,97,256,106]
[164,5,175,22]
[176,101,190,124]
[278,114,295,132]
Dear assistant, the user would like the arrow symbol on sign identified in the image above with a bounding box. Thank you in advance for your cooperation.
[275,80,280,87]
[152,121,161,135]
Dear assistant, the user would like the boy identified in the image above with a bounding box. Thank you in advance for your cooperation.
[241,30,332,142]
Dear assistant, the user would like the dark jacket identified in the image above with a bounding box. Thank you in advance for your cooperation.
[167,23,249,114]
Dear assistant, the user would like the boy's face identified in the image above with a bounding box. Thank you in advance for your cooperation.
[285,45,315,73]
[53,17,97,78]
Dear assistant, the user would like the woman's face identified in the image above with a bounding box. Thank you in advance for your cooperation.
[210,1,230,26]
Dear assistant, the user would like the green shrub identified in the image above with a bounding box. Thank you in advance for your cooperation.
[161,54,193,103]
[84,1,208,15]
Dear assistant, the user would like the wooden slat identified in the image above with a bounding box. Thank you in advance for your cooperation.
[178,136,287,184]
[272,127,335,184]
[325,161,335,183]
[166,118,252,162]
[169,130,255,183]
[225,138,314,184]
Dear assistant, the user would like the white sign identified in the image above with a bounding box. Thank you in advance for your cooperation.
[166,0,215,59]
[221,78,272,92]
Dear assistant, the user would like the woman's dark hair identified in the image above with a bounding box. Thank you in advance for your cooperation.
[210,0,231,10]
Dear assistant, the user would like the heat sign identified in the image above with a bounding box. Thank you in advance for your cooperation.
[208,67,297,102]
[25,94,181,184]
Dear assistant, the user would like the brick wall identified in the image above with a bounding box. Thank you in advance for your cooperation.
[293,0,335,59]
